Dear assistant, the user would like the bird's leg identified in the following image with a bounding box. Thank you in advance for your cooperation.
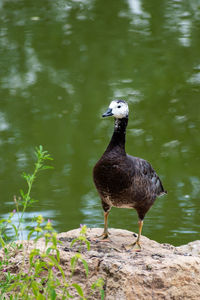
[97,211,110,240]
[101,211,110,238]
[133,219,143,249]
[125,219,143,251]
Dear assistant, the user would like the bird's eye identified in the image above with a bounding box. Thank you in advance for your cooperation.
[117,105,121,108]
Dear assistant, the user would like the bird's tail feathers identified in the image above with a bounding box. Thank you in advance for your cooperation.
[158,190,167,197]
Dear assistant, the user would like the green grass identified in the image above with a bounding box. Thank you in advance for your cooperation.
[0,146,104,300]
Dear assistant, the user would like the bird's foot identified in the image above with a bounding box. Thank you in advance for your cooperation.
[95,231,110,242]
[124,241,141,252]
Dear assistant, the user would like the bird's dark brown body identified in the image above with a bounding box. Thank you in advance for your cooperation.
[93,100,167,248]
[94,151,165,220]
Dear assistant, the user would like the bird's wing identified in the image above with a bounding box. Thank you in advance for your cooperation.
[126,154,167,196]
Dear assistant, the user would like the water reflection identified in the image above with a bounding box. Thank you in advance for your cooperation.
[80,191,102,227]
[1,210,58,240]
[0,0,200,246]
[0,112,10,132]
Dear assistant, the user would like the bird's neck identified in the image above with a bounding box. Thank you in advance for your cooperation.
[105,117,128,154]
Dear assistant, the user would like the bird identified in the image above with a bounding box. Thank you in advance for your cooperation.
[93,100,167,250]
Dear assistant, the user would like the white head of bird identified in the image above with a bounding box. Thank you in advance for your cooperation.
[102,100,129,119]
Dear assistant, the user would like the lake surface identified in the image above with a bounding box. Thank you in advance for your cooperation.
[0,0,199,246]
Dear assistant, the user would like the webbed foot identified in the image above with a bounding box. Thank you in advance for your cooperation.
[96,231,110,242]
[124,241,141,252]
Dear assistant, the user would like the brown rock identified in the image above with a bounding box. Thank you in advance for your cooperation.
[1,228,200,299]
[57,228,200,300]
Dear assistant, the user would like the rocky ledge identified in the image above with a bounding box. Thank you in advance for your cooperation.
[57,228,200,300]
[2,228,200,299]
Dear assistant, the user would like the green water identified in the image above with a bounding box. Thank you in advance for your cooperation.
[0,0,200,246]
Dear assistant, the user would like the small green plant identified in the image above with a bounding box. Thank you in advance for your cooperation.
[70,224,90,277]
[17,145,53,240]
[0,146,104,299]
[0,145,53,243]
[91,278,105,300]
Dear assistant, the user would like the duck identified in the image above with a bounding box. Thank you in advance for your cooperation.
[93,100,167,250]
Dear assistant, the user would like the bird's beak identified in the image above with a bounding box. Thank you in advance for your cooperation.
[102,108,113,117]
